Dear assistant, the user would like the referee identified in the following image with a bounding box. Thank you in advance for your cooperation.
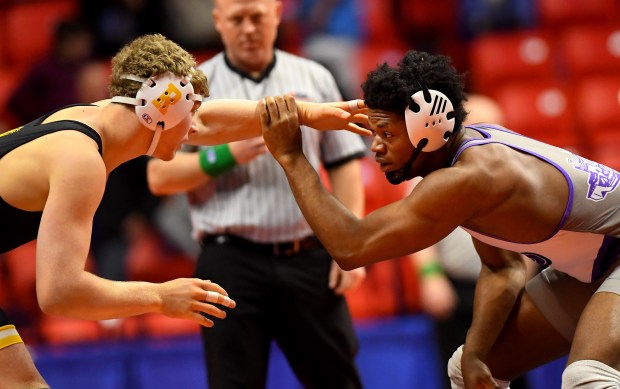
[146,0,366,388]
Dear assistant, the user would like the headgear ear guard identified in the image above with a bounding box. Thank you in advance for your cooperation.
[111,72,202,156]
[404,83,456,152]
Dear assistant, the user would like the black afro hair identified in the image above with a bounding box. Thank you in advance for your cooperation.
[362,50,469,133]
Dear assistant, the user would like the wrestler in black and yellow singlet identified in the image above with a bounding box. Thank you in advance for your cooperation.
[0,105,102,254]
[0,105,102,339]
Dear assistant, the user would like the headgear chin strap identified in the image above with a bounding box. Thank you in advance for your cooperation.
[385,139,427,185]
[112,72,202,156]
[404,85,455,152]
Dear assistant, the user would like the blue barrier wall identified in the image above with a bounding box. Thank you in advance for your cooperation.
[33,314,566,388]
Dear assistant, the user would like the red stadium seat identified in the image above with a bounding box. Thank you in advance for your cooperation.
[0,65,24,131]
[396,0,458,37]
[0,255,8,310]
[589,130,620,171]
[345,157,421,320]
[4,0,78,68]
[0,8,7,67]
[538,0,619,28]
[558,24,620,79]
[393,0,467,69]
[3,241,39,316]
[98,314,199,340]
[39,316,102,345]
[192,50,219,66]
[360,156,410,209]
[494,81,582,152]
[573,75,620,167]
[125,228,195,283]
[574,75,620,132]
[354,44,407,99]
[3,240,99,345]
[361,0,403,44]
[469,30,557,96]
[139,313,200,338]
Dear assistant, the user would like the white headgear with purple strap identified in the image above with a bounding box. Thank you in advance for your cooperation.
[404,87,455,152]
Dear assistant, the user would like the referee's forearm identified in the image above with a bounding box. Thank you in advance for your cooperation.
[147,153,211,195]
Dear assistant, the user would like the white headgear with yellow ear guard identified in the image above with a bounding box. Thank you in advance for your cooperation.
[112,72,202,155]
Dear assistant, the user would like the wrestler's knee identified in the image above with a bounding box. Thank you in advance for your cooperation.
[447,345,465,388]
[446,344,511,389]
[562,360,620,388]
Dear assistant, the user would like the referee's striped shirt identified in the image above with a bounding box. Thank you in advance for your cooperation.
[187,50,366,243]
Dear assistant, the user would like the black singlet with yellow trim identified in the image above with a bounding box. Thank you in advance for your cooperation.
[0,104,102,253]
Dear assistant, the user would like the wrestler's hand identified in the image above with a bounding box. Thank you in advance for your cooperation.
[462,352,501,389]
[260,95,304,162]
[296,98,370,136]
[158,278,236,327]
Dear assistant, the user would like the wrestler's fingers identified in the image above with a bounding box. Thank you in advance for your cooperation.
[196,300,228,320]
[259,97,271,126]
[205,290,236,308]
[191,311,215,328]
[328,107,351,120]
[347,122,372,136]
[284,94,298,115]
[345,99,368,112]
[201,280,227,294]
[346,99,361,111]
[200,280,236,307]
[265,96,280,121]
[350,113,369,124]
[199,297,236,322]
[274,95,290,118]
[347,112,370,135]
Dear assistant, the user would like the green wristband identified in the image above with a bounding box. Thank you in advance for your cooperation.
[198,144,237,177]
[419,261,444,278]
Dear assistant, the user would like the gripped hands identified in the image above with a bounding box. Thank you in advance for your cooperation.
[260,95,304,163]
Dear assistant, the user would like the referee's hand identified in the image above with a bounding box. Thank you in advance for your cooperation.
[329,261,366,295]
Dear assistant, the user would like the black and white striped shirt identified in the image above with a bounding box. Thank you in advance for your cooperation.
[188,50,366,243]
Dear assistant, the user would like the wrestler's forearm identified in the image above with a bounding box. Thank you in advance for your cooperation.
[464,264,525,360]
[188,99,369,146]
[42,278,161,321]
[189,99,261,146]
[277,153,374,270]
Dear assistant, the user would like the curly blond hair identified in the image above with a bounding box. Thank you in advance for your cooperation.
[109,33,209,99]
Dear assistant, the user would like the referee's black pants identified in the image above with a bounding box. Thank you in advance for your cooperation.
[195,237,362,389]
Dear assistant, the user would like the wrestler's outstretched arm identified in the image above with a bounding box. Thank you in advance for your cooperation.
[188,97,369,146]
